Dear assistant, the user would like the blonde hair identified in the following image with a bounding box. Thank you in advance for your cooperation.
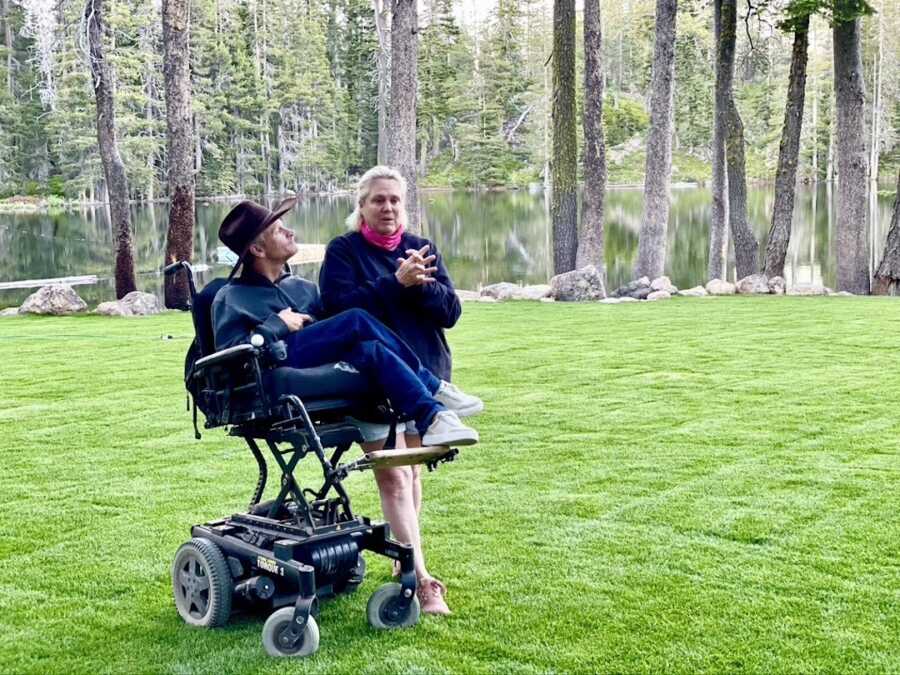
[345,165,408,230]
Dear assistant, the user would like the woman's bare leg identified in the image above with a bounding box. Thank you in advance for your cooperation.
[361,438,429,581]
[405,432,423,516]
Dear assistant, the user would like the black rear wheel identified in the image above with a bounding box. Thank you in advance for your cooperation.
[172,537,233,627]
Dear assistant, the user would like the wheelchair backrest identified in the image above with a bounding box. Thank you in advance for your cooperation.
[192,277,228,356]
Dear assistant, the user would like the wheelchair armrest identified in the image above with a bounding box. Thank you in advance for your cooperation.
[194,343,260,371]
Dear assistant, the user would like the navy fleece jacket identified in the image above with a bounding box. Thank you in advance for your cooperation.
[318,231,461,381]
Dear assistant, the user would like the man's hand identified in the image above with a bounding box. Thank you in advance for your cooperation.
[395,244,437,287]
[277,309,313,332]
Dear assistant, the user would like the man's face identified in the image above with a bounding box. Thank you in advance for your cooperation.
[360,178,405,234]
[251,219,297,264]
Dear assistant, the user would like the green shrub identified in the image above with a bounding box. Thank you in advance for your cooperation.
[604,95,650,147]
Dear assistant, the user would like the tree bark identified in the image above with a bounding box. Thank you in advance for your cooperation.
[551,0,577,274]
[162,0,195,309]
[708,0,728,281]
[634,0,677,280]
[576,0,606,271]
[833,12,870,294]
[374,0,392,166]
[764,16,809,278]
[723,1,757,279]
[873,168,900,294]
[387,0,418,231]
[85,0,136,299]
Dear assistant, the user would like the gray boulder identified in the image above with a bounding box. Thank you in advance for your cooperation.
[550,265,607,302]
[455,290,480,302]
[706,279,736,296]
[678,285,708,297]
[618,296,639,303]
[646,290,671,301]
[480,282,551,301]
[600,297,623,304]
[630,286,653,300]
[787,283,827,296]
[95,301,132,317]
[1,307,19,317]
[735,274,770,295]
[119,291,161,316]
[611,276,650,298]
[768,276,786,295]
[830,290,854,297]
[19,284,88,315]
[477,295,498,303]
[650,276,678,294]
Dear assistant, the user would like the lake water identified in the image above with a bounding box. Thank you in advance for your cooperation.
[0,184,895,309]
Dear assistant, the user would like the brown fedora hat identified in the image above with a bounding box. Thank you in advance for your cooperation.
[218,197,297,277]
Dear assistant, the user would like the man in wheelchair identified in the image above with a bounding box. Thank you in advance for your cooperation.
[213,197,482,448]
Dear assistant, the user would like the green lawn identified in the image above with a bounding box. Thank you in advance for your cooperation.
[1,298,899,674]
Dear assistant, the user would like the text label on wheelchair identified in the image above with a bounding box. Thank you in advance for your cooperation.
[256,556,285,576]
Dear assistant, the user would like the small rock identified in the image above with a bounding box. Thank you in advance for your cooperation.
[550,265,606,302]
[735,274,770,294]
[618,296,639,303]
[768,276,786,295]
[477,295,498,303]
[706,279,736,296]
[650,276,678,294]
[1,307,19,316]
[678,286,708,297]
[824,287,834,295]
[600,297,622,304]
[539,296,556,303]
[787,283,827,296]
[830,291,854,297]
[19,284,88,315]
[646,290,672,301]
[95,301,133,317]
[456,290,480,302]
[119,291,161,316]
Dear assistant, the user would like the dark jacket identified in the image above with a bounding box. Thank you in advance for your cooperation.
[212,267,323,350]
[319,231,461,381]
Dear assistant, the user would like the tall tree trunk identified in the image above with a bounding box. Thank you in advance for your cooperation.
[634,0,677,280]
[764,16,809,278]
[551,0,577,274]
[374,0,392,166]
[85,0,136,299]
[577,0,606,270]
[873,168,900,294]
[387,0,418,231]
[833,11,870,294]
[162,0,195,309]
[718,0,758,281]
[708,0,728,280]
[2,0,11,95]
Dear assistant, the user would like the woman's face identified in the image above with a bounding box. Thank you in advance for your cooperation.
[360,178,405,234]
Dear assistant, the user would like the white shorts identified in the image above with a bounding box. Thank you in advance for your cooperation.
[344,417,419,443]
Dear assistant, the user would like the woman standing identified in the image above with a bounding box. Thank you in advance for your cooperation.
[319,166,482,615]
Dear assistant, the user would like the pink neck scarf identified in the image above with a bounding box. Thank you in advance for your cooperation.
[360,219,404,252]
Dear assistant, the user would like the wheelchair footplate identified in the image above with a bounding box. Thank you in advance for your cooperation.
[364,445,459,471]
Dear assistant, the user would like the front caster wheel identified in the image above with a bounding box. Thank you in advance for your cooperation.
[262,607,320,658]
[366,582,420,629]
[172,537,232,627]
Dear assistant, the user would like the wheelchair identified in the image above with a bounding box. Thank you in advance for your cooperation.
[164,261,457,657]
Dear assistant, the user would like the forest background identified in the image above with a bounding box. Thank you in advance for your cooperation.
[0,0,898,203]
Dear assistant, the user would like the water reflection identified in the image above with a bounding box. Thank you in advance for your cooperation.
[0,185,894,308]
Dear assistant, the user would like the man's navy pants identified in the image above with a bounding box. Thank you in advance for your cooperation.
[285,308,442,434]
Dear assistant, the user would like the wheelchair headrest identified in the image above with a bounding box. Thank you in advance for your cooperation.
[193,277,228,356]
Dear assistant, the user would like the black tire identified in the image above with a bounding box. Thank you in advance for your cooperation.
[366,582,420,629]
[262,607,320,658]
[172,537,233,628]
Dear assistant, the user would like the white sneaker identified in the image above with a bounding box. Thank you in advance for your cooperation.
[422,410,479,447]
[434,381,484,417]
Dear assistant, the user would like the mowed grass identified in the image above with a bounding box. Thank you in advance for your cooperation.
[1,297,899,674]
